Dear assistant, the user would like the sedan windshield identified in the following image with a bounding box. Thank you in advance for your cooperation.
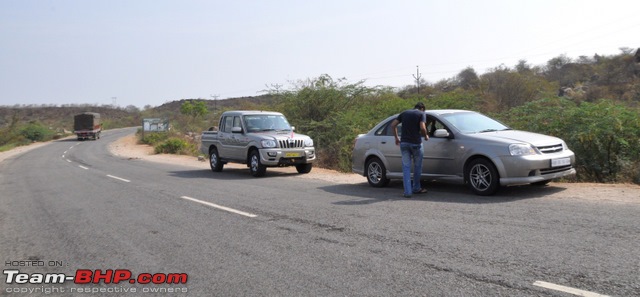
[441,112,510,134]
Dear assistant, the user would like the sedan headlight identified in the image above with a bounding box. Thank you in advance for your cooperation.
[509,143,537,156]
[304,138,314,147]
[261,140,277,148]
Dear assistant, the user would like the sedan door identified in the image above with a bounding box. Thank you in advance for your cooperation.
[422,116,462,177]
[374,120,403,174]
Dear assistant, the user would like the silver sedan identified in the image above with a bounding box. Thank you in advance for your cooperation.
[352,109,576,195]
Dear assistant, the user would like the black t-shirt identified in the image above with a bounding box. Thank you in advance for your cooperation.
[396,109,426,144]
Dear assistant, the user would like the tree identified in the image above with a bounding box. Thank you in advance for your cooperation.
[456,67,479,90]
[544,54,573,83]
[515,60,532,74]
[180,100,208,119]
[125,105,140,113]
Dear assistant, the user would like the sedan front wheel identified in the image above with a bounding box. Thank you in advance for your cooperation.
[466,158,499,196]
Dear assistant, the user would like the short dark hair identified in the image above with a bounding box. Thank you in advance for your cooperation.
[414,102,425,110]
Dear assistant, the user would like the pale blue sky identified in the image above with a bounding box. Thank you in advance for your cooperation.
[1,0,638,108]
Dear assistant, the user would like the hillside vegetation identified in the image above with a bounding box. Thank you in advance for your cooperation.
[2,49,639,184]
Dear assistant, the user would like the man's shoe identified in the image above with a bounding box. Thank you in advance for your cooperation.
[403,194,412,198]
[413,188,428,194]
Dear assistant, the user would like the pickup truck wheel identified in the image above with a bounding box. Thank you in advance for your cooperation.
[209,148,224,172]
[366,157,390,188]
[466,158,500,196]
[296,163,313,174]
[249,150,266,177]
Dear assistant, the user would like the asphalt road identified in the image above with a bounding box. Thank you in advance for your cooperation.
[1,128,639,296]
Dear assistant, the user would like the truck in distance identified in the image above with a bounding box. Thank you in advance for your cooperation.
[74,112,102,140]
[200,110,316,177]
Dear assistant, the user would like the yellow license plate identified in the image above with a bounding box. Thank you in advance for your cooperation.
[285,152,300,157]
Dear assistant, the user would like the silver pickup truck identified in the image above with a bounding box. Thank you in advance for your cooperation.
[200,110,316,177]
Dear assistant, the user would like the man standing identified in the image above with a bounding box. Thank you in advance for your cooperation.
[391,102,429,198]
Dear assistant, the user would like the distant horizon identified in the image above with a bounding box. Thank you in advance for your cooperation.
[3,46,638,110]
[2,1,638,108]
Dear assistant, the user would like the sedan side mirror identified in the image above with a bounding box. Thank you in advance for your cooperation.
[434,129,451,138]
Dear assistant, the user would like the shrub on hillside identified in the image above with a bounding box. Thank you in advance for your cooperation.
[140,131,169,145]
[20,122,52,142]
[154,137,196,155]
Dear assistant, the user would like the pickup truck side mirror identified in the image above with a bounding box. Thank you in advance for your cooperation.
[232,126,243,133]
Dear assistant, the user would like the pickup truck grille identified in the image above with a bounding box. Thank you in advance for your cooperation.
[279,139,304,148]
[536,143,563,154]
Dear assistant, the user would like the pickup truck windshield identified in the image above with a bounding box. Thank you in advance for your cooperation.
[244,115,292,132]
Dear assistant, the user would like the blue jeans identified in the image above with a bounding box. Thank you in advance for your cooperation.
[400,142,424,196]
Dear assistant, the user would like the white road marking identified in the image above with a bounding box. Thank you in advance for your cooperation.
[533,281,610,297]
[66,159,72,163]
[107,175,130,183]
[180,196,257,218]
[78,165,89,170]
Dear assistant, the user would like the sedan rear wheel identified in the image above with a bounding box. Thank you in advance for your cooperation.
[366,157,390,188]
[467,158,499,196]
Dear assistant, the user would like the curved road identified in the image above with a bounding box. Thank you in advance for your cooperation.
[1,128,639,296]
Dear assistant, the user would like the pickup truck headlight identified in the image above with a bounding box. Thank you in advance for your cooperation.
[261,140,277,148]
[509,143,537,156]
[304,139,314,147]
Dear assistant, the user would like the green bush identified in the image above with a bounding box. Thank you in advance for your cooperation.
[154,137,195,155]
[140,132,169,145]
[20,122,52,142]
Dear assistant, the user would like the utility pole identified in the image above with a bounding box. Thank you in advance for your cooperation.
[412,66,422,94]
[210,94,219,113]
[272,83,282,95]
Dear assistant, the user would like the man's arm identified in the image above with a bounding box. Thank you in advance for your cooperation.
[391,119,401,145]
[420,121,429,141]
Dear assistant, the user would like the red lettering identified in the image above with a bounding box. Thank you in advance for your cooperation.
[166,273,188,284]
[112,270,132,284]
[74,270,92,284]
[92,270,113,284]
[138,273,152,284]
[152,273,166,284]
